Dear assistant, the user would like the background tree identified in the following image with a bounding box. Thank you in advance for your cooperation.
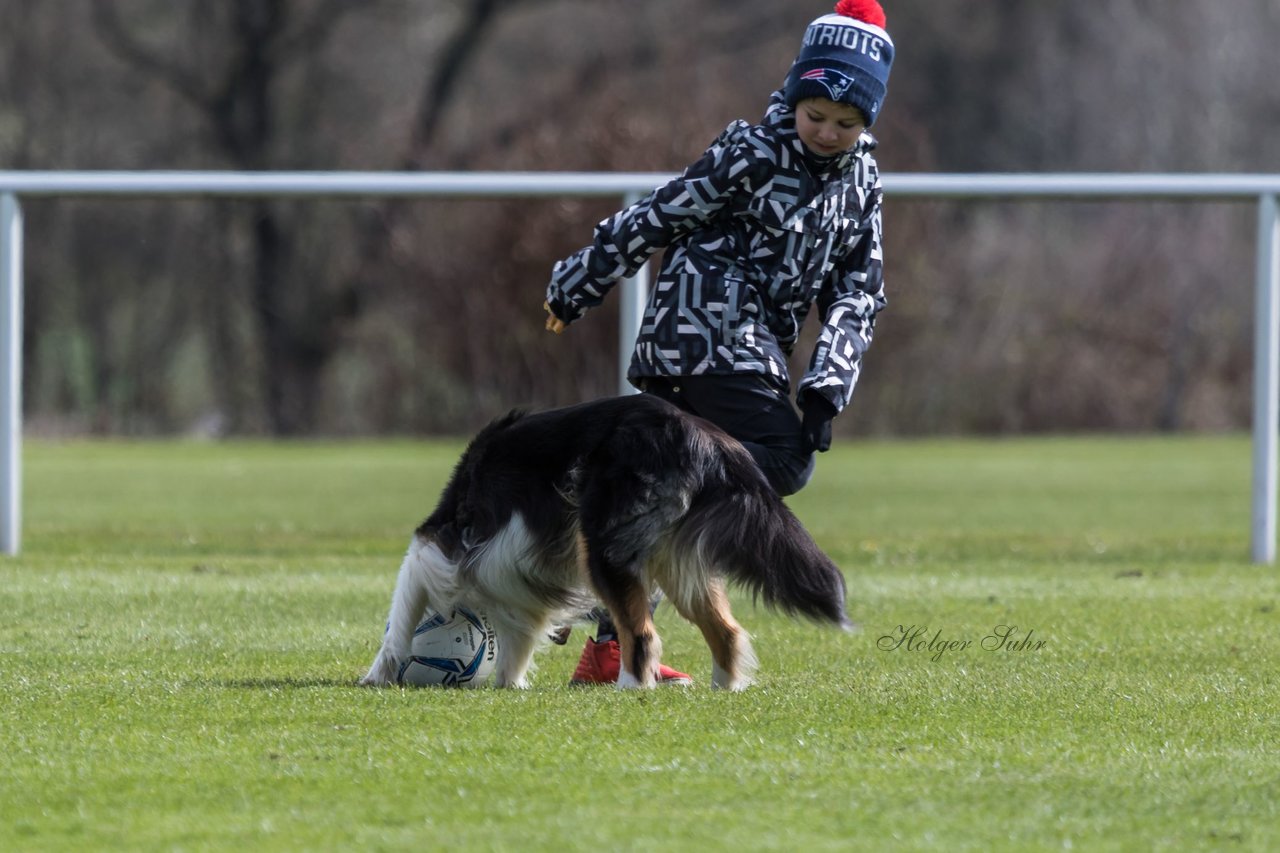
[0,0,1275,436]
[90,0,368,434]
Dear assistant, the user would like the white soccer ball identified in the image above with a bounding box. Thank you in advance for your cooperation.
[397,606,498,688]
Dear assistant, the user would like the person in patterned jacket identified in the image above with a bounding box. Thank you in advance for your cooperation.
[544,0,894,686]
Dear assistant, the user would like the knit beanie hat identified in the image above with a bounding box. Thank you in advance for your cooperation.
[784,0,894,127]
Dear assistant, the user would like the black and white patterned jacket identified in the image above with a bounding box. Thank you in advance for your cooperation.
[545,91,886,414]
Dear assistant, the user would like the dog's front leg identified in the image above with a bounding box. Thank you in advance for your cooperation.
[360,536,443,686]
[491,617,541,689]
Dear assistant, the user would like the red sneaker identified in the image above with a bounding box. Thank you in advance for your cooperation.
[569,637,693,686]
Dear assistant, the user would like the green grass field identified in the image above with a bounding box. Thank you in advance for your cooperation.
[2,435,1277,851]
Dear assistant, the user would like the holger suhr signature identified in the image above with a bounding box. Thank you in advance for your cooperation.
[877,625,1047,662]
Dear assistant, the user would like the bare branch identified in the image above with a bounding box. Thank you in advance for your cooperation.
[90,0,212,110]
[403,0,501,167]
[278,0,367,59]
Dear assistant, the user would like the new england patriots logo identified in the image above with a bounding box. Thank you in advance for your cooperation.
[799,67,856,102]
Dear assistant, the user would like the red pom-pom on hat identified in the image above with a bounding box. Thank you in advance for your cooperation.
[834,0,886,29]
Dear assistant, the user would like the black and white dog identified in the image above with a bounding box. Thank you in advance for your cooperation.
[361,394,850,691]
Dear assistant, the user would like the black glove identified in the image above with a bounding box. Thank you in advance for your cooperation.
[799,392,838,454]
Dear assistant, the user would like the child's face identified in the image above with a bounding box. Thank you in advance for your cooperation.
[794,97,866,157]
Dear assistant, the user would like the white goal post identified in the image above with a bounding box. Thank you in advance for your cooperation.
[1,171,1278,561]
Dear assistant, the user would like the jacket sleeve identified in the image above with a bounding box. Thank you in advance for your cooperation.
[545,121,759,325]
[799,170,887,414]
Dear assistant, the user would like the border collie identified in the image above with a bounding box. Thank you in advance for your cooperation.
[360,394,850,690]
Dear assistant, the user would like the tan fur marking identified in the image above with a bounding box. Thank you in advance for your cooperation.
[700,582,742,678]
[671,578,748,686]
[612,585,660,687]
[574,532,591,584]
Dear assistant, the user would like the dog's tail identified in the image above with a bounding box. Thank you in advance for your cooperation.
[678,441,851,629]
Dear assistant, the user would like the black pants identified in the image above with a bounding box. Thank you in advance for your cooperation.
[591,375,815,640]
[639,374,815,496]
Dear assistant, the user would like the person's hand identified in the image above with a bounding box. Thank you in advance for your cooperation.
[543,301,566,334]
[799,392,838,454]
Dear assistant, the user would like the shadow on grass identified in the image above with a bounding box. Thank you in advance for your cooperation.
[203,677,361,690]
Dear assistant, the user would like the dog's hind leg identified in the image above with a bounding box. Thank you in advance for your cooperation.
[577,455,691,688]
[594,569,663,689]
[668,577,757,691]
[360,534,457,687]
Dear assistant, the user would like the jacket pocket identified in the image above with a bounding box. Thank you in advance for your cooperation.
[717,276,744,343]
[744,195,807,236]
[835,214,867,253]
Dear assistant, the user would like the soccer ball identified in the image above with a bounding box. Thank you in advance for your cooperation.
[397,606,498,688]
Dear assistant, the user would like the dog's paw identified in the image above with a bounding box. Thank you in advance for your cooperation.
[359,653,402,687]
[615,669,656,690]
[492,671,531,689]
[710,662,754,692]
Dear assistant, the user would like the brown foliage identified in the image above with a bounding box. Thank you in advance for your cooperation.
[0,0,1275,435]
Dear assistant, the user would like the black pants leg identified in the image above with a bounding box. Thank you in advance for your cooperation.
[642,374,815,496]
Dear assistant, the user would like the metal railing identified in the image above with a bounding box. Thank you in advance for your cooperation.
[2,171,1278,561]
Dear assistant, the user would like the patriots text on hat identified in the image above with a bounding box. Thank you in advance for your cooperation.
[802,23,887,62]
